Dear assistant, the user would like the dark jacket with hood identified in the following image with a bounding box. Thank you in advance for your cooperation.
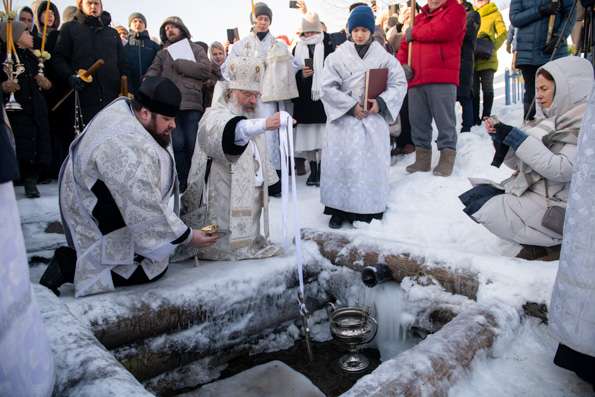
[145,17,215,113]
[458,1,480,98]
[292,32,335,124]
[124,30,160,95]
[1,48,51,167]
[53,9,127,124]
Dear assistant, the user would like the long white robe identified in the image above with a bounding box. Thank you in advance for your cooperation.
[60,98,190,297]
[550,87,595,357]
[222,32,298,170]
[1,182,55,396]
[320,41,407,215]
[176,88,281,261]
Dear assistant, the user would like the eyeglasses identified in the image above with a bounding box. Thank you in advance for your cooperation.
[239,91,261,100]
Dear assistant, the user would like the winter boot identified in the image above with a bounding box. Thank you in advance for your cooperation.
[329,214,344,229]
[24,178,41,198]
[295,158,307,176]
[433,148,457,177]
[306,161,319,186]
[405,147,432,173]
[39,247,77,296]
[516,245,548,260]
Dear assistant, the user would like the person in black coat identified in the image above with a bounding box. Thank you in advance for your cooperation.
[458,0,480,132]
[53,0,126,125]
[1,22,52,198]
[125,12,159,95]
[35,1,73,181]
[292,13,335,186]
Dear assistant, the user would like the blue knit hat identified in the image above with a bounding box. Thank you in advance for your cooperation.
[348,5,375,34]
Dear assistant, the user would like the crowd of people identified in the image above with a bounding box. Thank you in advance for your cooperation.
[1,0,594,393]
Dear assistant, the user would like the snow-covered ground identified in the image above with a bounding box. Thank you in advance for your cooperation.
[17,45,591,395]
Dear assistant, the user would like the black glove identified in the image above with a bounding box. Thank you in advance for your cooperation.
[405,27,413,43]
[492,122,514,144]
[402,64,414,82]
[491,141,510,168]
[68,75,85,92]
[539,1,561,16]
[543,34,560,54]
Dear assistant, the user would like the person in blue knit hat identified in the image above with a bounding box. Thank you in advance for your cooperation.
[319,5,408,229]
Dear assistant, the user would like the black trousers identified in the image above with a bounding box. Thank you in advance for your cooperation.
[519,65,539,120]
[53,246,167,287]
[472,69,495,124]
[396,94,413,148]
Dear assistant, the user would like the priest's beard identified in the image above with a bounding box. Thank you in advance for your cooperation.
[228,95,256,118]
[147,114,173,148]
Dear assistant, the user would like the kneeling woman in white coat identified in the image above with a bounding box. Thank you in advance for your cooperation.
[459,56,593,260]
[319,5,407,229]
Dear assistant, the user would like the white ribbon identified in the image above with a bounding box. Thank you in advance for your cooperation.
[278,111,306,305]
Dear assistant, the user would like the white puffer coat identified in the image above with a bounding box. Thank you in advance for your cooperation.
[473,56,593,246]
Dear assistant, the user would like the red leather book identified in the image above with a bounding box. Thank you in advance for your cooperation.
[364,68,388,111]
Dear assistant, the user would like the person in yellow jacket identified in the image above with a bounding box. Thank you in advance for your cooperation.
[472,0,507,125]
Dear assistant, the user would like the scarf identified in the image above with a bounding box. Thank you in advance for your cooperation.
[294,33,324,101]
[510,102,585,196]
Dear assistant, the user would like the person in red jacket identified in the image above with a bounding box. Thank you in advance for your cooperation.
[397,0,466,177]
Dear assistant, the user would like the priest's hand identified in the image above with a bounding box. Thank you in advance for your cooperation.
[353,103,367,120]
[190,230,220,248]
[367,99,380,114]
[266,112,282,130]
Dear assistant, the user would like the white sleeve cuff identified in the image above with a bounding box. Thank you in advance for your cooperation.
[235,118,267,146]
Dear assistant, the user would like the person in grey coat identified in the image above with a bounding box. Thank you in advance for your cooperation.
[549,85,595,390]
[459,56,593,260]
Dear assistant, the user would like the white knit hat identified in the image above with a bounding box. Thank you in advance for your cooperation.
[298,12,322,34]
[227,56,264,92]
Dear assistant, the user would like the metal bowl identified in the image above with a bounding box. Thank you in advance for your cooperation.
[329,306,378,345]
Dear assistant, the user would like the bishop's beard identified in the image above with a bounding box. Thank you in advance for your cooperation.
[227,94,256,118]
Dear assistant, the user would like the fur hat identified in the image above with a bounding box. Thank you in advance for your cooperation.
[159,16,191,44]
[227,56,264,92]
[136,77,181,117]
[254,2,272,23]
[128,12,147,27]
[0,21,28,44]
[348,5,375,34]
[298,12,322,34]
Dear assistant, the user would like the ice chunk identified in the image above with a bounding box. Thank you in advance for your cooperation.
[186,361,324,397]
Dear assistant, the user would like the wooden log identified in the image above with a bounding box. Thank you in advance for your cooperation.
[342,305,518,397]
[302,228,480,300]
[113,281,328,381]
[89,267,321,350]
[34,286,152,397]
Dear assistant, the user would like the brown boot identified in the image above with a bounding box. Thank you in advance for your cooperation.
[516,245,548,260]
[433,148,456,177]
[406,147,432,173]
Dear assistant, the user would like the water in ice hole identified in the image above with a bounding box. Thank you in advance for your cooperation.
[359,282,419,361]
